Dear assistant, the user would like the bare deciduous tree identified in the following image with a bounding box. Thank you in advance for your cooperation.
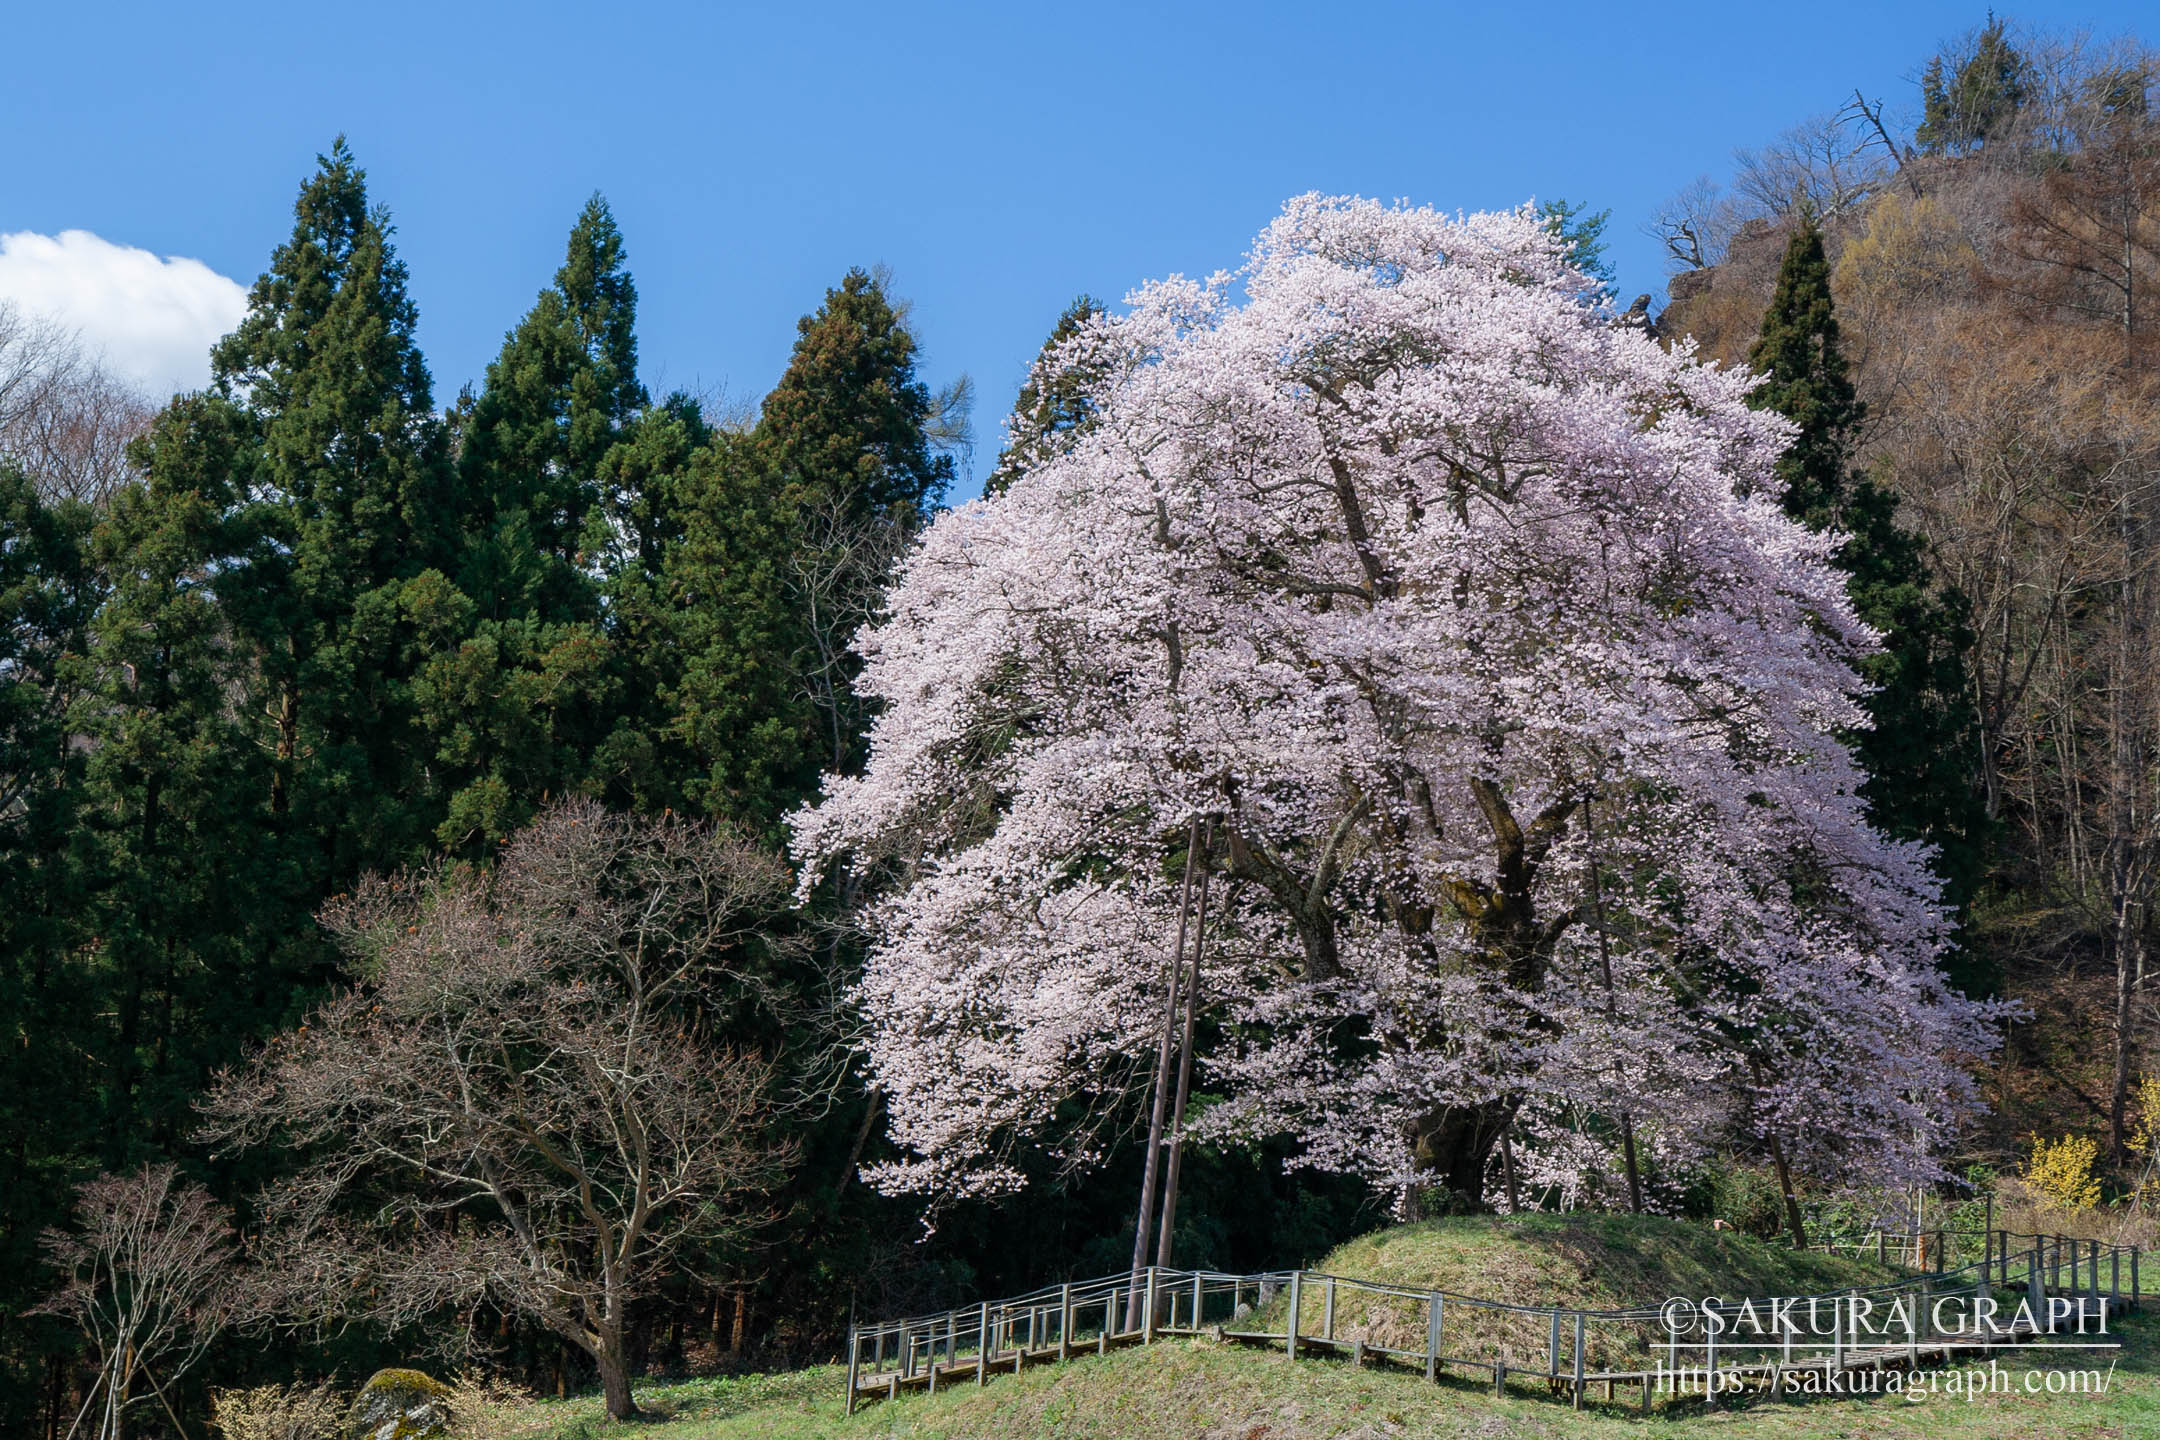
[2003,111,2160,363]
[786,487,918,779]
[1646,175,1745,271]
[1733,112,1891,221]
[200,803,796,1421]
[31,1164,237,1440]
[0,303,154,505]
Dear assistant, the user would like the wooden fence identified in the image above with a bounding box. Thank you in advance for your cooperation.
[844,1227,2142,1414]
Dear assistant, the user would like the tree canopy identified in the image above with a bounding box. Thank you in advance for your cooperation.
[794,196,1994,1210]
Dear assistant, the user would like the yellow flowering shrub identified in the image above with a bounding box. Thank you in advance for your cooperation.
[2130,1074,2160,1159]
[2025,1133,2102,1211]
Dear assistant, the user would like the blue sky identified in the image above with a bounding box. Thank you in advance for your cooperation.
[3,1,2151,495]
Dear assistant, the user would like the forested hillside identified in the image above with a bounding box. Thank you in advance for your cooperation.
[1,13,2156,1439]
[1653,17,2160,1175]
[0,144,1372,1436]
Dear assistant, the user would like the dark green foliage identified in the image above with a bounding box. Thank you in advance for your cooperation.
[985,295,1109,495]
[458,195,644,621]
[1748,221,1993,990]
[657,435,821,827]
[1918,13,2030,155]
[420,198,646,851]
[756,267,952,521]
[0,469,98,1408]
[207,139,458,872]
[743,267,952,783]
[1536,198,1616,295]
[0,148,1382,1431]
[586,393,711,815]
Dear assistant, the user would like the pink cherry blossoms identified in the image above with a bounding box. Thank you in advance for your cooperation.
[791,194,1998,1210]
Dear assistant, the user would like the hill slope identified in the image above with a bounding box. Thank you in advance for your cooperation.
[478,1216,2155,1438]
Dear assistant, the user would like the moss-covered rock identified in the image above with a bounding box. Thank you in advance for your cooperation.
[348,1368,451,1440]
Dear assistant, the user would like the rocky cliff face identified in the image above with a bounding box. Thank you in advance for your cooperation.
[1657,216,1800,365]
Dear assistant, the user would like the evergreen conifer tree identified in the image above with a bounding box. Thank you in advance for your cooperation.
[206,140,457,871]
[1537,199,1616,297]
[458,195,644,620]
[70,426,283,1157]
[733,268,953,785]
[1917,13,2029,154]
[587,393,712,815]
[985,296,1108,495]
[419,198,646,849]
[1748,219,1993,989]
[0,467,99,1385]
[657,435,822,826]
[756,267,952,521]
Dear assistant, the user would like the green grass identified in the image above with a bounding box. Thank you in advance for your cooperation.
[480,1216,2156,1438]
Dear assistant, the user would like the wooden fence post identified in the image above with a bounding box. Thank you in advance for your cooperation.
[2029,1238,2045,1322]
[1145,1268,1159,1343]
[846,1328,860,1416]
[1571,1311,1585,1411]
[1059,1284,1072,1361]
[1324,1276,1336,1341]
[1705,1301,1718,1408]
[977,1304,989,1385]
[1192,1272,1204,1332]
[1425,1295,1442,1383]
[1285,1272,1302,1360]
[1548,1309,1561,1380]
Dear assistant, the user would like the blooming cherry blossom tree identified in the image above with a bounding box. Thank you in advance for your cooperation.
[793,194,1997,1211]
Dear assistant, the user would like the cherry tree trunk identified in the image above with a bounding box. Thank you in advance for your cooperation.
[1411,1102,1514,1212]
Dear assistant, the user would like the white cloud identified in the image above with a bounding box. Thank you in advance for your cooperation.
[0,230,249,398]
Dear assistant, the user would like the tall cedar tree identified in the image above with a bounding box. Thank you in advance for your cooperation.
[656,436,820,827]
[755,268,952,523]
[588,393,712,815]
[675,272,958,1345]
[458,195,644,621]
[0,468,99,1433]
[985,296,1108,495]
[207,139,458,874]
[669,267,952,797]
[1748,220,1993,989]
[72,416,277,1160]
[421,198,644,849]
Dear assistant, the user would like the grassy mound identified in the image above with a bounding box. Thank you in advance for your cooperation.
[1312,1211,1899,1302]
[1253,1211,1901,1375]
